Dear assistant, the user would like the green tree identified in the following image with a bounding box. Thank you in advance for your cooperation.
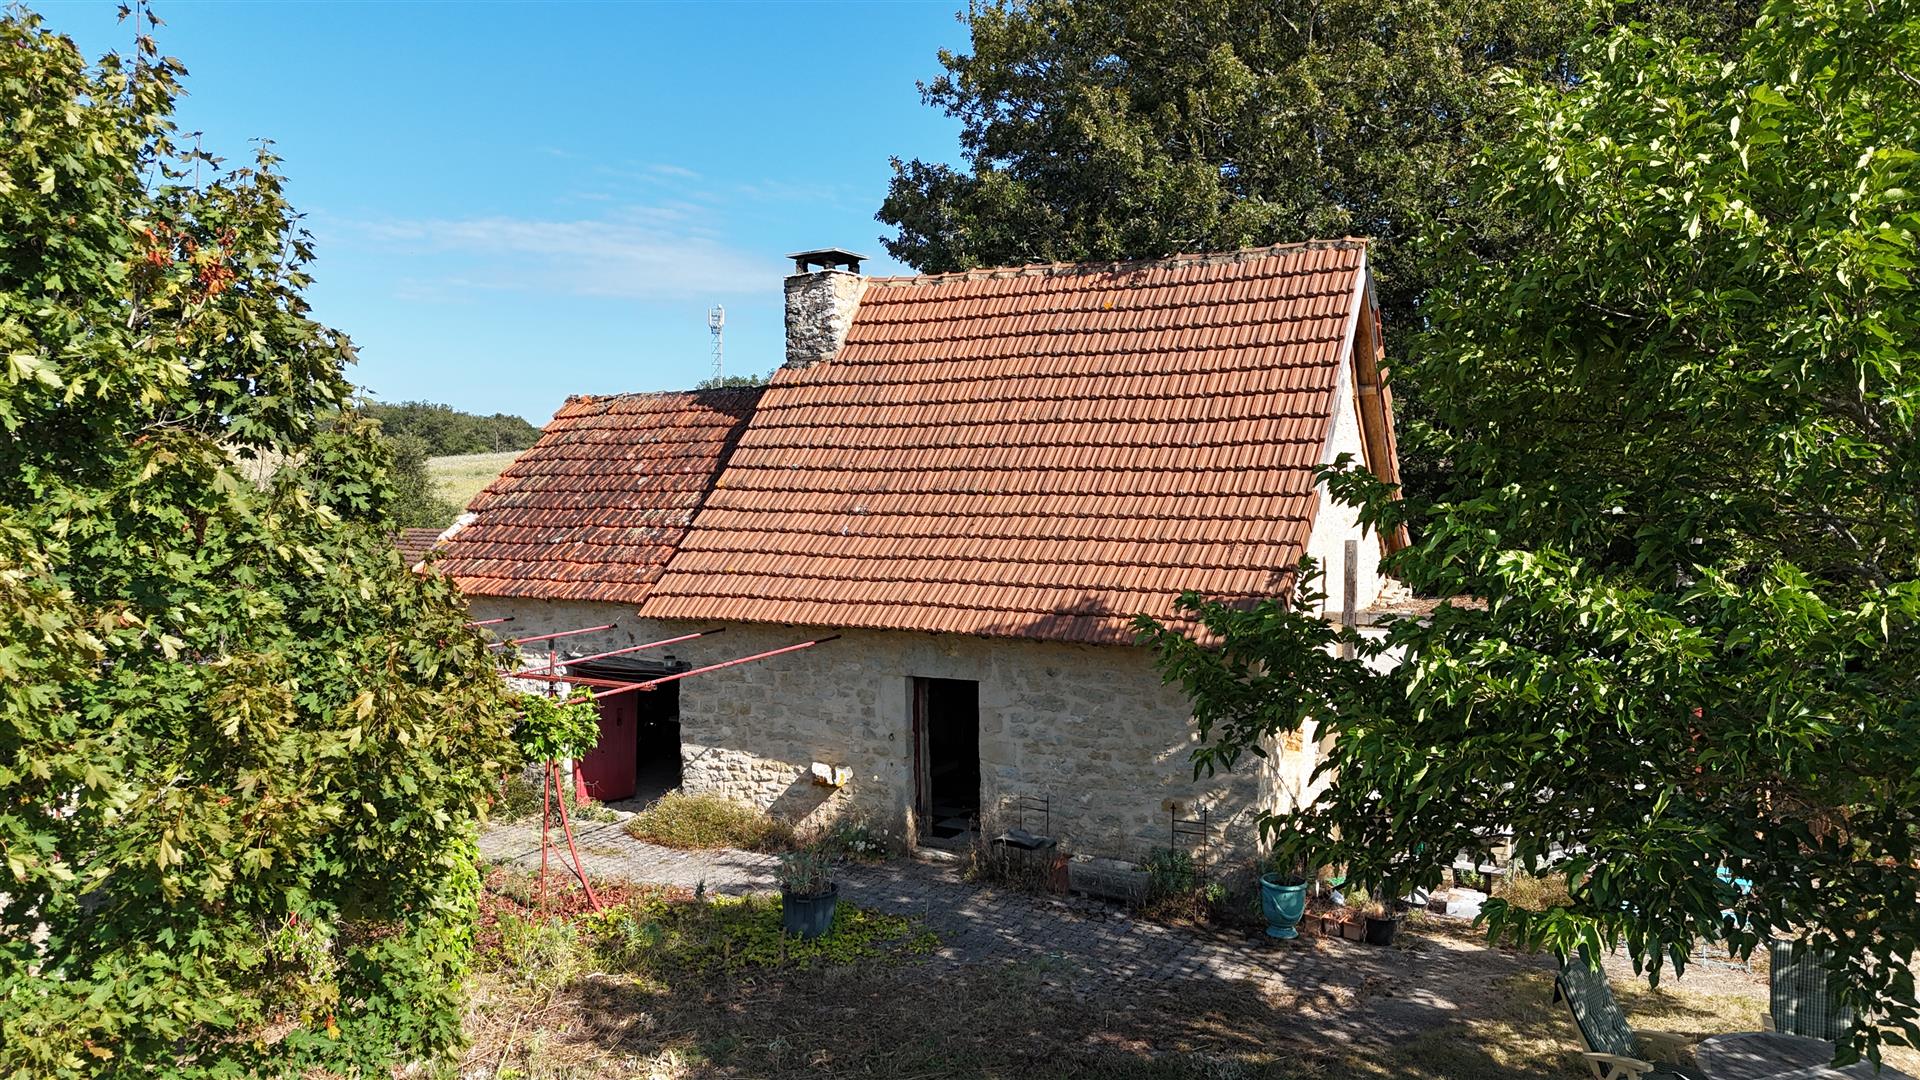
[0,7,515,1074]
[386,432,459,529]
[364,399,540,456]
[1140,0,1920,1061]
[879,0,1754,505]
[695,372,770,389]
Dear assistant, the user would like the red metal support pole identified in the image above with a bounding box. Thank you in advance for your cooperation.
[486,623,619,650]
[504,671,636,690]
[576,636,844,703]
[508,636,841,703]
[549,761,602,911]
[511,628,725,677]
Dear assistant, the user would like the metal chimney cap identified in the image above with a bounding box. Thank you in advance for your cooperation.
[786,248,868,274]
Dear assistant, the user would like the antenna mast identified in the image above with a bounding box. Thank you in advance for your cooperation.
[707,305,725,382]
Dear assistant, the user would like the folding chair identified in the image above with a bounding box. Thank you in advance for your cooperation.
[1766,938,1854,1045]
[1555,951,1703,1080]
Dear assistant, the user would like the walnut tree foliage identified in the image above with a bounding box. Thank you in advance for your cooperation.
[0,8,516,1075]
[1141,0,1920,1062]
[878,0,1755,505]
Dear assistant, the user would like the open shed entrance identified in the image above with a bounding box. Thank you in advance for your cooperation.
[913,677,980,845]
[571,656,686,807]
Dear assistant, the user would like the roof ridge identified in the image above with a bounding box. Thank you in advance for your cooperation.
[862,238,1370,288]
[563,385,765,407]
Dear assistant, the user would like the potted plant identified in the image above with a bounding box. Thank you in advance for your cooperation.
[778,850,838,940]
[1258,859,1310,940]
[1341,910,1368,941]
[1360,897,1402,946]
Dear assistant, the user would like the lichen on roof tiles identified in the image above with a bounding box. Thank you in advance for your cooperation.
[638,240,1369,645]
[434,387,764,605]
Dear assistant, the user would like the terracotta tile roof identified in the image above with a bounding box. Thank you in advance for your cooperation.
[436,388,763,604]
[394,527,444,567]
[639,240,1378,645]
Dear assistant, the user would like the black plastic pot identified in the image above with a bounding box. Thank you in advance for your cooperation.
[780,884,839,940]
[1363,914,1401,946]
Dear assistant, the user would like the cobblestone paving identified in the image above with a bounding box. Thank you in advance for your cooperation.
[478,818,1538,1049]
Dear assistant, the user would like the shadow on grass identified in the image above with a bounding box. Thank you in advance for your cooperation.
[477,952,1597,1080]
[466,870,1797,1080]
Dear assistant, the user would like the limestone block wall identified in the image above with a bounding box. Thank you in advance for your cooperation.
[467,597,1269,860]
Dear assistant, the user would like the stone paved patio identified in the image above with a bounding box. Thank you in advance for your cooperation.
[478,817,1543,1049]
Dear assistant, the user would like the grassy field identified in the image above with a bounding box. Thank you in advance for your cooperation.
[428,450,521,512]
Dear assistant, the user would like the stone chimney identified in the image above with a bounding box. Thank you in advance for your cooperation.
[784,248,867,370]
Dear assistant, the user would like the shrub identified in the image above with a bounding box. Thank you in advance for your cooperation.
[1143,848,1199,903]
[625,791,794,851]
[777,850,834,897]
[1497,869,1573,912]
[0,13,516,1075]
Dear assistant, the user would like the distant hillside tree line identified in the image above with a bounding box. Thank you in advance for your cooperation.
[364,399,540,456]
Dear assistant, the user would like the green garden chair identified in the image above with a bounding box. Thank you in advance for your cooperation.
[1555,951,1703,1080]
[1765,938,1854,1045]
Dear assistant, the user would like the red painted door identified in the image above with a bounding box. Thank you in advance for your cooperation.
[574,692,638,802]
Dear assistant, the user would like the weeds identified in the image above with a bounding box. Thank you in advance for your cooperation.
[489,909,584,992]
[964,831,1065,894]
[799,815,892,860]
[624,791,795,851]
[582,893,937,975]
[1496,869,1573,911]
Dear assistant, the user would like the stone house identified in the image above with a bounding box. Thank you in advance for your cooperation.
[436,240,1405,862]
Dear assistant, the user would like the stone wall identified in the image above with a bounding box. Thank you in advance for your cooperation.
[783,269,865,369]
[471,599,1282,861]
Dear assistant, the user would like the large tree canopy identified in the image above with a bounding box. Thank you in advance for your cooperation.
[0,9,515,1075]
[879,0,1754,501]
[1142,0,1920,1062]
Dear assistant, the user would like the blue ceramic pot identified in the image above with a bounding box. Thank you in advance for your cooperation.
[1259,873,1309,939]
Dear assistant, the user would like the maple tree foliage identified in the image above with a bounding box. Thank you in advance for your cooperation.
[0,8,516,1074]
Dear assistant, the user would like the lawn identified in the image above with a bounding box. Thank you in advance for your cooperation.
[429,450,522,512]
[457,869,1903,1080]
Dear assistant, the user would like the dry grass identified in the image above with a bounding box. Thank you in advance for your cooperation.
[457,872,1920,1080]
[625,791,796,852]
[462,952,1324,1079]
[427,450,521,511]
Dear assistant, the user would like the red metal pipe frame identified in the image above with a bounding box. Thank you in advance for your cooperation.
[511,628,725,677]
[506,671,636,690]
[505,636,841,701]
[581,636,843,702]
[486,622,619,650]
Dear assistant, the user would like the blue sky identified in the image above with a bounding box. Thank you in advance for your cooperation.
[44,1,969,423]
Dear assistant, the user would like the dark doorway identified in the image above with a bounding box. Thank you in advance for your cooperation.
[571,657,685,806]
[913,677,980,843]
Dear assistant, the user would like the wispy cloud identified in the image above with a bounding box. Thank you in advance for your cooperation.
[347,210,779,301]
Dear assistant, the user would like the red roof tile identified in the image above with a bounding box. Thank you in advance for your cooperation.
[436,388,762,604]
[639,240,1379,644]
[394,527,444,567]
